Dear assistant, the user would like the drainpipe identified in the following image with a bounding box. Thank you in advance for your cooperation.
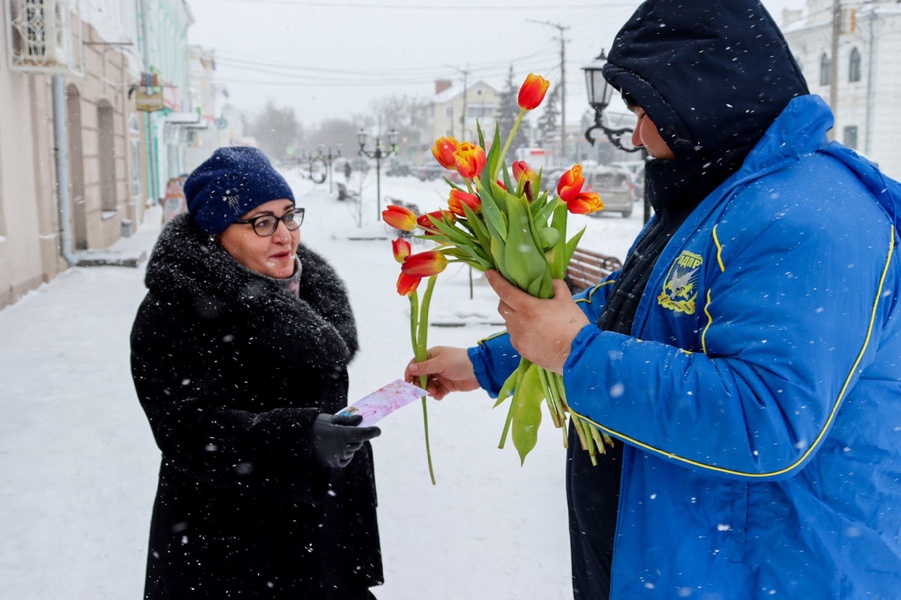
[864,8,876,157]
[51,75,78,267]
[138,0,158,202]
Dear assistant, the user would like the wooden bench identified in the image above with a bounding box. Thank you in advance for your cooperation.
[564,247,622,293]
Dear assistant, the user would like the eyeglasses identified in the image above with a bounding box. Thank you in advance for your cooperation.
[234,207,305,237]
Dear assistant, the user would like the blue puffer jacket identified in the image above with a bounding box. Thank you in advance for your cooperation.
[469,95,901,599]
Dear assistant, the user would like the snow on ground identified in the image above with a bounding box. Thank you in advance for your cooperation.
[0,165,643,599]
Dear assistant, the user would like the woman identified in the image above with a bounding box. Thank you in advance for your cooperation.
[131,146,383,599]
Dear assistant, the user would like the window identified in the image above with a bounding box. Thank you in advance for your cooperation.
[849,47,861,82]
[129,139,142,199]
[467,104,494,119]
[843,126,858,150]
[820,53,831,86]
[445,106,454,119]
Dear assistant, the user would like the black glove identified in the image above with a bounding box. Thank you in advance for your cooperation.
[312,413,381,469]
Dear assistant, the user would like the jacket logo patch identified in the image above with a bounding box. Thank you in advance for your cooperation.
[658,251,701,314]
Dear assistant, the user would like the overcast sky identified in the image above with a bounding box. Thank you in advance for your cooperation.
[185,0,805,128]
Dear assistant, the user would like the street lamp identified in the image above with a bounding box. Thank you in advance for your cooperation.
[315,143,342,193]
[357,128,399,221]
[582,48,651,224]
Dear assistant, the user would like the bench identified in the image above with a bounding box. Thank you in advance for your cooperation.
[564,247,622,293]
[336,182,358,201]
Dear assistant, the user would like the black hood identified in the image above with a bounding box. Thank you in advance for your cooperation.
[603,0,809,213]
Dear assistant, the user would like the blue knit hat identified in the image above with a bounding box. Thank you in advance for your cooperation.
[184,146,295,235]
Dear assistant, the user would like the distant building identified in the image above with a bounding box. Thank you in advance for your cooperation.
[779,0,901,178]
[427,79,500,147]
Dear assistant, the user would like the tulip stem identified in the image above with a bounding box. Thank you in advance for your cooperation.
[414,276,439,485]
[493,108,527,181]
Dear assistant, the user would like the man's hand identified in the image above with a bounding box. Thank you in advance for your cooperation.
[486,270,589,374]
[404,346,480,400]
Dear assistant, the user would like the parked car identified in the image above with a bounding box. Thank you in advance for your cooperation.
[583,165,636,218]
[413,164,460,182]
[385,163,413,177]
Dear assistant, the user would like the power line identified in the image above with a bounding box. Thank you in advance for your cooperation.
[214,0,638,8]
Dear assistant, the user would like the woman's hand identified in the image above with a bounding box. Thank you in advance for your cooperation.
[486,270,589,374]
[405,346,480,400]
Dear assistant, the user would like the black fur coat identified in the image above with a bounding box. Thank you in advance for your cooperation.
[130,214,381,599]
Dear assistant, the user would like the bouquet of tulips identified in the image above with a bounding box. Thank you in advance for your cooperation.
[384,73,614,469]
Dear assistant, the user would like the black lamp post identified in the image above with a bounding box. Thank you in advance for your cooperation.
[357,128,399,221]
[316,143,342,193]
[582,49,651,224]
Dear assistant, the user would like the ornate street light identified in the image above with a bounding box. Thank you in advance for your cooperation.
[357,128,399,221]
[315,143,342,193]
[582,48,651,223]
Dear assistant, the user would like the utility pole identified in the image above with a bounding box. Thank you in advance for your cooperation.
[829,0,841,141]
[445,65,470,139]
[527,19,569,163]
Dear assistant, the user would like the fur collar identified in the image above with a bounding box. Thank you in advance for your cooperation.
[145,213,358,366]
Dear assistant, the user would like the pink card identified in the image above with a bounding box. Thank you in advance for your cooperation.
[335,379,425,427]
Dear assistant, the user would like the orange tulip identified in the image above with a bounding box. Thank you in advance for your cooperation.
[556,165,585,202]
[417,210,454,235]
[567,191,604,215]
[382,205,417,232]
[396,272,421,297]
[431,136,459,170]
[401,251,449,277]
[453,142,487,180]
[392,238,412,263]
[512,160,538,187]
[447,189,482,216]
[518,73,550,111]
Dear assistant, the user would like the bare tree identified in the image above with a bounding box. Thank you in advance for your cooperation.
[246,100,303,160]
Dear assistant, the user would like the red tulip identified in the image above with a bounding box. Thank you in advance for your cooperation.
[453,142,487,180]
[447,189,482,216]
[382,205,417,232]
[557,165,585,202]
[401,251,449,277]
[512,160,538,188]
[567,191,604,215]
[431,136,459,170]
[392,238,412,263]
[417,210,454,235]
[396,272,421,297]
[518,73,550,111]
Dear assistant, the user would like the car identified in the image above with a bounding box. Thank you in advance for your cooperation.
[583,165,636,218]
[385,163,413,177]
[412,164,460,182]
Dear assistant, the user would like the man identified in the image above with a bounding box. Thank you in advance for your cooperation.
[407,1,901,598]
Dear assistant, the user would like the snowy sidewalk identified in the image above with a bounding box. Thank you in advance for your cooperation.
[0,172,642,599]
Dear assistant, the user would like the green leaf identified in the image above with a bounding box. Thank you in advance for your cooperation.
[538,227,560,251]
[490,235,507,274]
[512,362,544,465]
[484,124,503,185]
[461,202,492,256]
[501,193,546,290]
[550,201,570,279]
[475,178,508,242]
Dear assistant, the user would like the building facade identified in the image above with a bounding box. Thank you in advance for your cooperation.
[428,79,500,146]
[780,0,901,178]
[0,0,195,309]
